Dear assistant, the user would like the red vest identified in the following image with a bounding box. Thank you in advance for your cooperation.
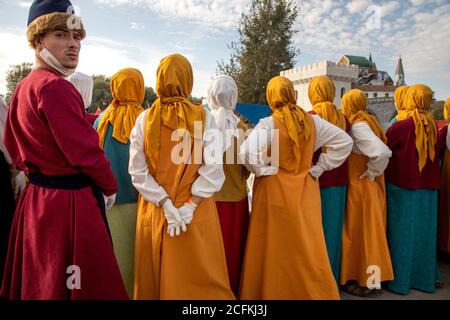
[309,111,350,187]
[385,118,447,190]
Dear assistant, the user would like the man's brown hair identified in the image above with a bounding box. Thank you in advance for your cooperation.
[27,12,86,49]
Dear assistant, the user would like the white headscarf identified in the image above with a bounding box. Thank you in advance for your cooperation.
[0,96,11,164]
[68,72,93,110]
[207,75,240,152]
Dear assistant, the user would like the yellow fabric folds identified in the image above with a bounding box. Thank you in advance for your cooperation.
[308,75,346,130]
[266,76,311,173]
[144,54,205,173]
[404,84,437,173]
[97,68,145,147]
[394,86,410,121]
[342,89,387,143]
[444,98,450,123]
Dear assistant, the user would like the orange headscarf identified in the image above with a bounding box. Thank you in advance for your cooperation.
[267,76,311,173]
[97,68,145,147]
[444,98,450,124]
[144,54,205,172]
[308,75,346,130]
[342,89,387,143]
[394,86,410,121]
[403,84,437,173]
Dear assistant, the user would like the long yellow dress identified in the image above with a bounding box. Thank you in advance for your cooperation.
[239,116,340,300]
[340,152,394,286]
[133,112,235,300]
[438,147,450,252]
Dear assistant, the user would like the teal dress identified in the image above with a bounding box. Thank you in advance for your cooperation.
[320,186,347,282]
[386,183,441,294]
[94,117,138,298]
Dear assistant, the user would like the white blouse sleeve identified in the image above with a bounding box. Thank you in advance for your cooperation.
[446,125,450,151]
[128,110,169,206]
[351,122,392,177]
[191,110,226,198]
[310,115,353,178]
[239,117,278,177]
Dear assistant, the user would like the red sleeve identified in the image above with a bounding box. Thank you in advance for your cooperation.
[38,79,117,195]
[438,125,448,160]
[386,121,402,152]
[85,113,98,126]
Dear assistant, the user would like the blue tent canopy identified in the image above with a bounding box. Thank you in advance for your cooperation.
[204,103,271,126]
[235,103,272,126]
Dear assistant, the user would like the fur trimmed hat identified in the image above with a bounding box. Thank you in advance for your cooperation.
[26,1,86,48]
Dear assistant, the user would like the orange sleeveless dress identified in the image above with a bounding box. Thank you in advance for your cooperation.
[239,116,340,300]
[340,152,394,286]
[133,113,235,300]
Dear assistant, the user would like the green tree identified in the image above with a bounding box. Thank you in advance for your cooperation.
[5,62,33,104]
[90,74,112,113]
[431,100,444,120]
[90,74,158,112]
[217,0,300,104]
[144,87,157,108]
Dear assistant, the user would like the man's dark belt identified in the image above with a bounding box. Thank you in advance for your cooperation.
[28,172,112,241]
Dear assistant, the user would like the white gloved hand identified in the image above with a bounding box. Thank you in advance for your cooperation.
[256,165,279,177]
[14,172,27,195]
[309,165,325,181]
[178,201,198,225]
[103,193,117,210]
[359,170,376,182]
[163,199,187,237]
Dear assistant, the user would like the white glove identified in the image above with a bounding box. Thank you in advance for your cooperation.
[255,165,279,177]
[103,193,116,210]
[309,165,325,180]
[359,170,376,182]
[178,201,198,225]
[11,171,27,196]
[162,199,187,237]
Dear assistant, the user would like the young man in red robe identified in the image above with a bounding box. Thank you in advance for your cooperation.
[0,0,128,300]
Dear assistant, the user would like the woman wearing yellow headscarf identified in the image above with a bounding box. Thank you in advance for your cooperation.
[307,76,350,283]
[129,54,234,300]
[390,86,409,125]
[93,68,145,297]
[239,76,353,299]
[438,98,450,253]
[385,84,447,295]
[340,89,394,298]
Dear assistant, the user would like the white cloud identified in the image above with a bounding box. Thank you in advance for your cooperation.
[129,22,145,30]
[379,1,400,16]
[346,0,372,14]
[17,1,32,8]
[410,0,427,6]
[95,0,249,28]
[294,0,450,99]
[0,30,34,95]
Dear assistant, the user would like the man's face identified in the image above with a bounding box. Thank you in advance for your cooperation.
[36,29,81,69]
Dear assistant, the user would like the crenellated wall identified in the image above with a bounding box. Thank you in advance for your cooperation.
[281,61,358,110]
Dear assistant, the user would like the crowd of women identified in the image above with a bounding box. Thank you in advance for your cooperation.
[0,0,449,300]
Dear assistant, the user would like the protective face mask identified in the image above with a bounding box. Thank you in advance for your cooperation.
[39,47,76,77]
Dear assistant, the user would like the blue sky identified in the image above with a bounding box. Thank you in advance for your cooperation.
[0,0,449,100]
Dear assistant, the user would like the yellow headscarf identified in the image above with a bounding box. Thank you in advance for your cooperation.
[97,68,145,147]
[403,84,437,173]
[394,86,410,121]
[308,75,346,130]
[444,98,450,124]
[342,89,387,144]
[267,76,311,173]
[144,54,205,172]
